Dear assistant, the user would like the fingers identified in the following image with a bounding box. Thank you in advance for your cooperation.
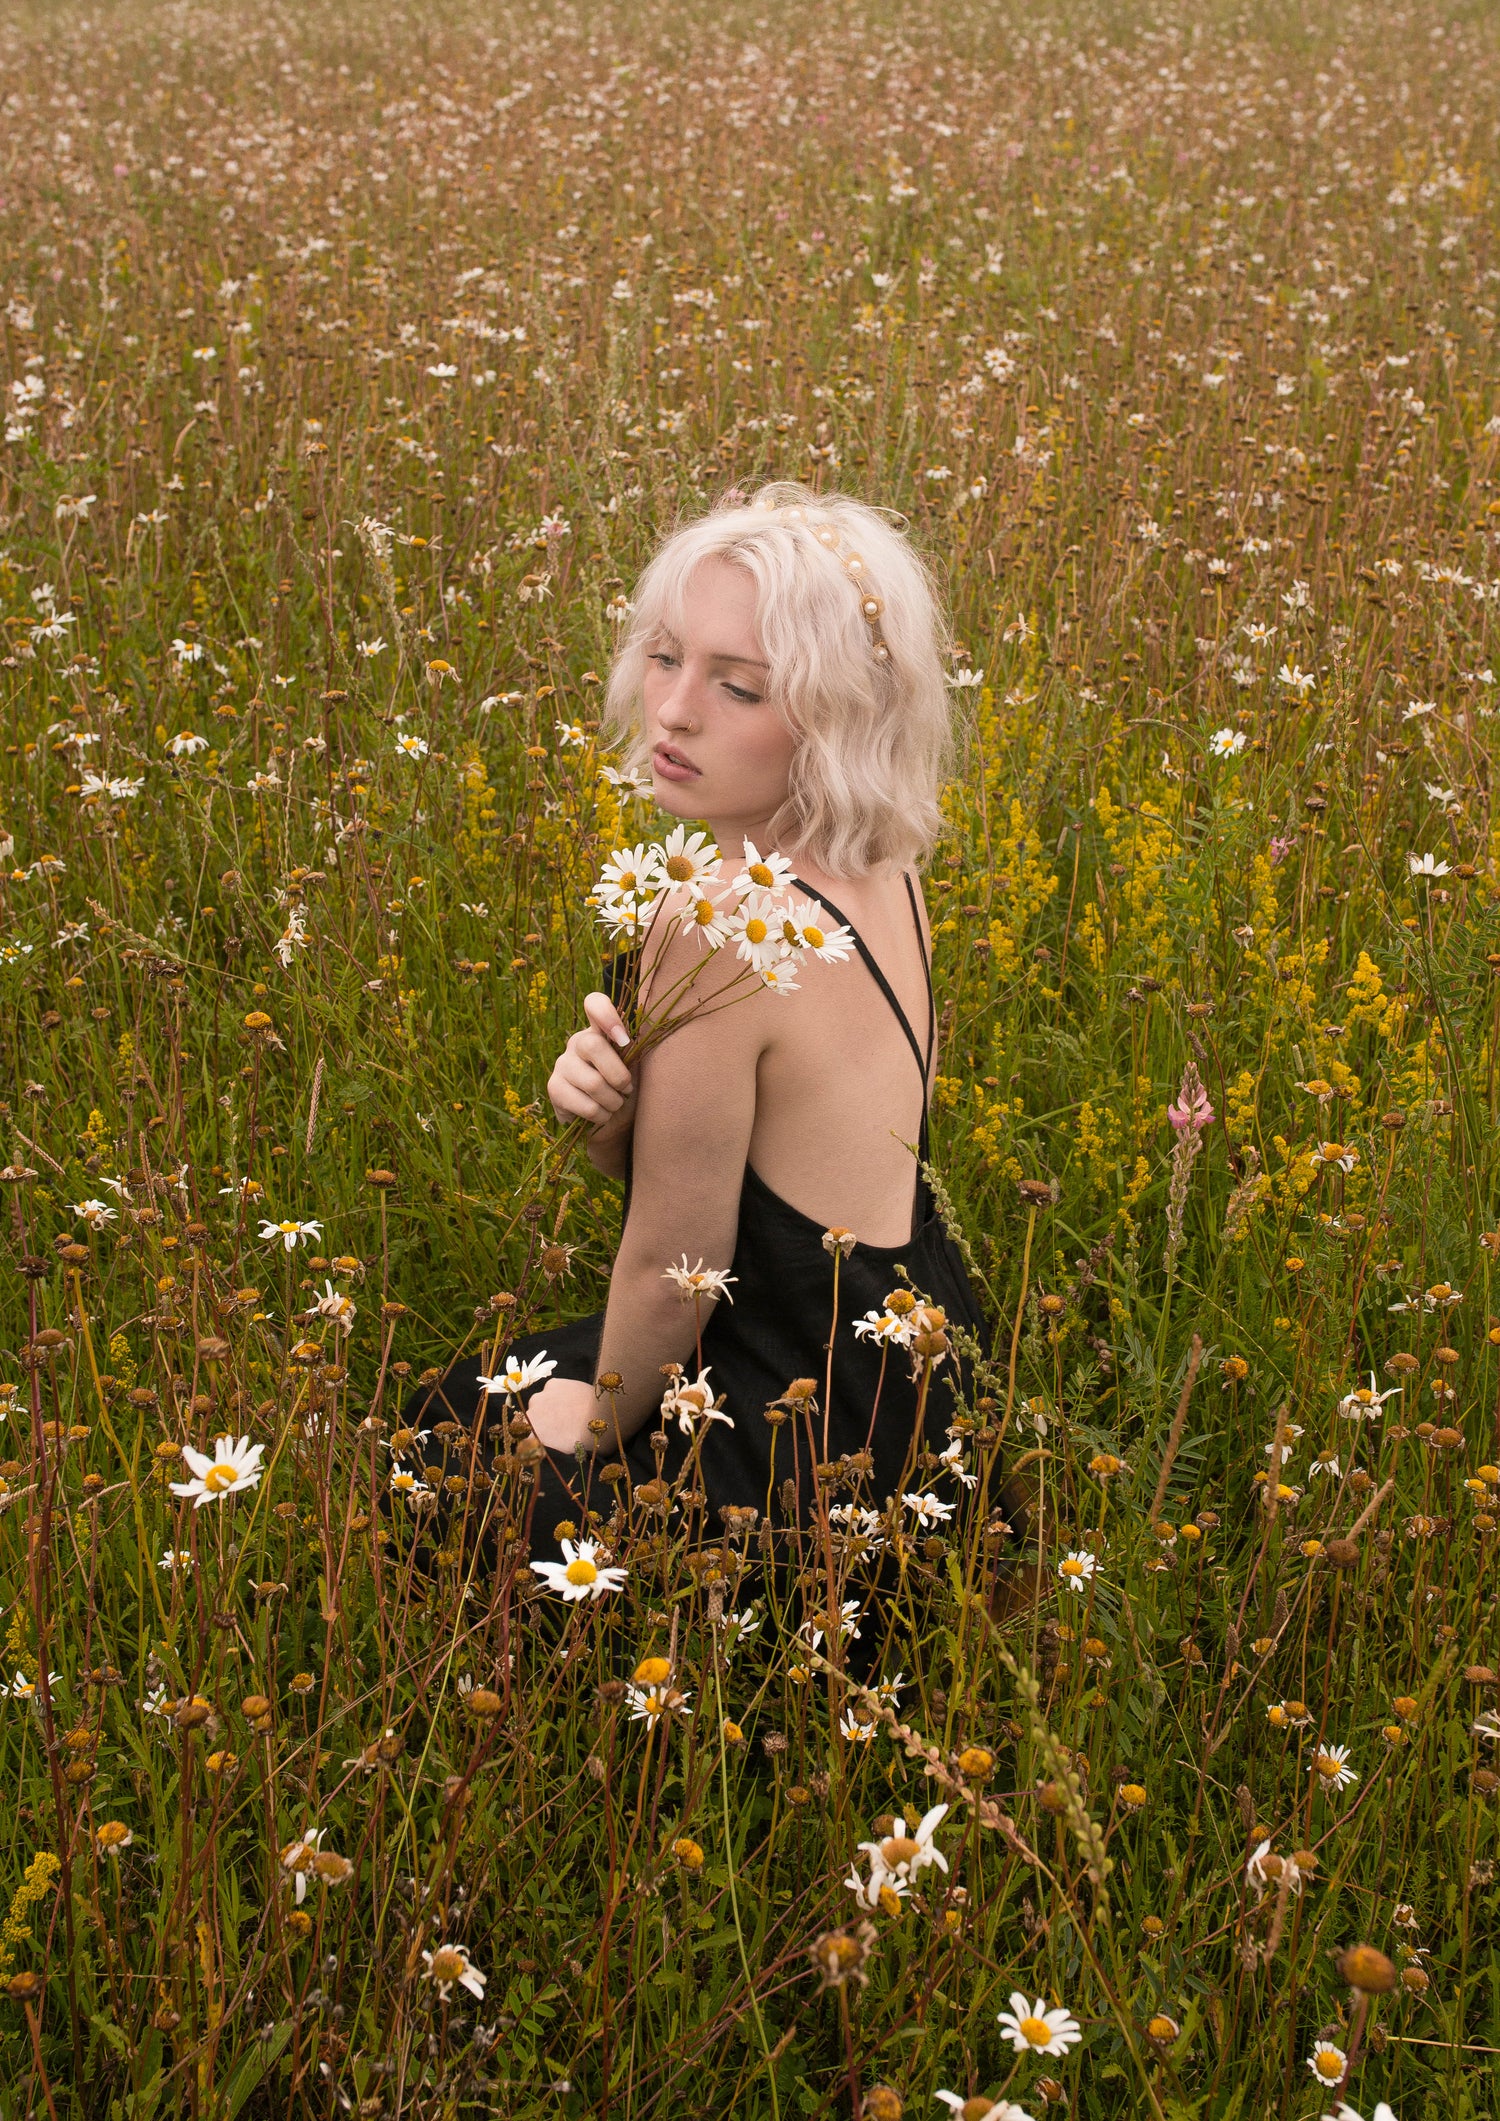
[583,990,632,1050]
[571,1024,635,1099]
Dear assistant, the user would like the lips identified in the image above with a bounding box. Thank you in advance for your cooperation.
[652,742,700,779]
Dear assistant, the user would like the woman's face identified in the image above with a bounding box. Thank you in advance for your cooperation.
[641,558,796,842]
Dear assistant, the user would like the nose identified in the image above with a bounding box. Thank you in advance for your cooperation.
[655,666,701,731]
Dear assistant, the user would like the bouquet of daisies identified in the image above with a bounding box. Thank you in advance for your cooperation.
[589,825,853,1050]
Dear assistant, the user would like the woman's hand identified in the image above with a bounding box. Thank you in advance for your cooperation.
[525,1375,606,1456]
[547,992,637,1176]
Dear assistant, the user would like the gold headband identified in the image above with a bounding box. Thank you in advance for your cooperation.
[756,501,891,664]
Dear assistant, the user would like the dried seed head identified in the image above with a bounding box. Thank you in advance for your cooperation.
[1338,1944,1396,1993]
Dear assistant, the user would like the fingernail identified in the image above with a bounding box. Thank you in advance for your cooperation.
[610,1027,630,1047]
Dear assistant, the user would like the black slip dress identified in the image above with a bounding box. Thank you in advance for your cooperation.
[409,871,997,1563]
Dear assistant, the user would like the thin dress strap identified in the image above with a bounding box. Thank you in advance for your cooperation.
[788,871,934,1162]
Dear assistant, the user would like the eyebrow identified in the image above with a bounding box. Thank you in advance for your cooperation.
[654,630,768,673]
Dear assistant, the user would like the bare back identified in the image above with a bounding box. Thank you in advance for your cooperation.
[746,867,936,1247]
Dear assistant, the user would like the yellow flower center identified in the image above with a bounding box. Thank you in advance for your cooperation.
[748,862,774,885]
[880,1835,920,1867]
[744,917,767,944]
[1019,2015,1052,2047]
[564,1557,598,1586]
[692,898,716,925]
[1312,2049,1342,2082]
[802,924,825,949]
[665,853,694,880]
[1060,1558,1085,1577]
[205,1462,239,1492]
[1315,1753,1338,1778]
[429,1948,465,1984]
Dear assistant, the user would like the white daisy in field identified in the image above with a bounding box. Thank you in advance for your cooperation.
[1306,2042,1348,2088]
[661,1367,733,1435]
[1278,661,1316,694]
[395,733,428,760]
[757,961,800,995]
[846,1856,909,1909]
[70,1198,117,1229]
[279,1829,323,1905]
[388,1463,429,1503]
[1209,726,1247,757]
[854,1306,914,1347]
[903,1491,955,1526]
[476,1351,557,1398]
[657,824,721,888]
[1321,2102,1396,2121]
[1057,1550,1098,1593]
[938,1439,978,1489]
[996,1993,1083,2057]
[731,838,794,894]
[598,896,648,943]
[169,1435,266,1508]
[355,637,387,658]
[530,1539,628,1604]
[159,1548,195,1573]
[663,1257,737,1304]
[166,730,209,756]
[780,898,855,962]
[839,1711,876,1744]
[1309,1141,1357,1173]
[1311,1742,1359,1793]
[2,1670,60,1701]
[1407,850,1450,879]
[936,2096,1033,2121]
[625,1678,692,1724]
[259,1217,323,1251]
[1338,1373,1400,1420]
[857,1803,950,1888]
[422,1942,487,2002]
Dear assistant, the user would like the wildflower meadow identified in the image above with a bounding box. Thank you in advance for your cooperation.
[3,0,1500,2113]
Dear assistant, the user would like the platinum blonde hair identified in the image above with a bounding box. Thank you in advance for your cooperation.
[604,480,955,878]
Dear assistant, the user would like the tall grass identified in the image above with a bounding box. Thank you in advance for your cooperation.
[0,0,1498,2113]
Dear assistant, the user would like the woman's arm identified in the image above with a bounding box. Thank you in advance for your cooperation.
[530,919,767,1453]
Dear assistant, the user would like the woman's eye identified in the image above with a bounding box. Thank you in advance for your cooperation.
[649,650,677,668]
[725,684,761,704]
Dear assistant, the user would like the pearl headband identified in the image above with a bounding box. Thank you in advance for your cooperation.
[753,500,892,664]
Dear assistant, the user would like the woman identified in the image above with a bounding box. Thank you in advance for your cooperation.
[414,483,1011,1574]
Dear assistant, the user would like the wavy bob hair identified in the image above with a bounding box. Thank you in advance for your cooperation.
[604,481,955,878]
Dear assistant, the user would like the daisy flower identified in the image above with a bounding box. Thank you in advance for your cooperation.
[727,889,789,972]
[856,1803,950,1888]
[1306,2042,1348,2088]
[388,1464,430,1503]
[158,1548,195,1573]
[996,1992,1083,2057]
[595,843,663,906]
[1209,727,1247,757]
[1321,2103,1397,2121]
[169,1435,266,1508]
[779,898,856,962]
[657,823,721,887]
[279,1829,323,1905]
[902,1491,955,1526]
[1338,1372,1400,1420]
[625,1678,692,1725]
[530,1539,628,1603]
[676,888,735,949]
[421,1942,487,2002]
[1057,1550,1098,1593]
[663,1257,737,1303]
[258,1217,324,1251]
[936,2097,1034,2121]
[731,838,794,894]
[395,733,429,760]
[70,1198,118,1229]
[2,1670,60,1701]
[1311,1742,1359,1793]
[661,1366,733,1435]
[1407,851,1450,879]
[1309,1142,1357,1173]
[839,1712,876,1744]
[475,1351,558,1397]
